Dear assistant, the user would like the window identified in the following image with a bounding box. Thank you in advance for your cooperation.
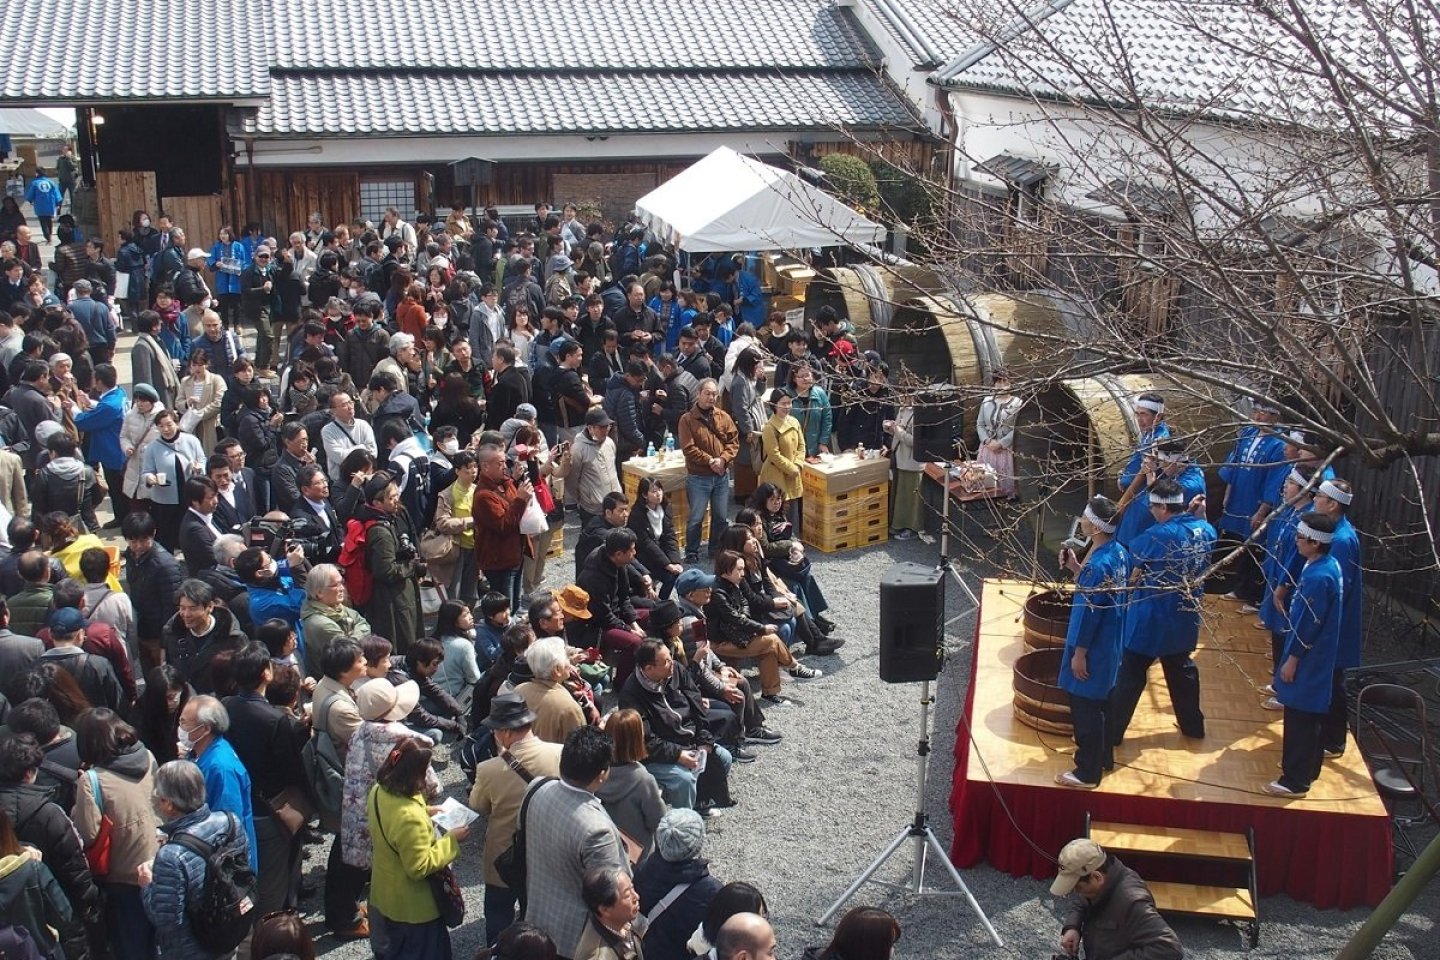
[359,179,415,228]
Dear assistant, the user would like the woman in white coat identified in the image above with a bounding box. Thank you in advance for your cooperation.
[121,384,164,518]
[139,408,207,551]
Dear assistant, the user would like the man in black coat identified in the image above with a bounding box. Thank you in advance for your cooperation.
[223,642,309,915]
[612,282,659,352]
[208,452,256,533]
[122,510,186,672]
[485,343,531,430]
[2,360,57,471]
[271,420,316,512]
[290,464,342,563]
[177,476,222,576]
[618,634,735,810]
[603,362,648,464]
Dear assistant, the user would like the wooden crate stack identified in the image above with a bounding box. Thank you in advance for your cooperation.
[621,456,708,551]
[800,455,890,553]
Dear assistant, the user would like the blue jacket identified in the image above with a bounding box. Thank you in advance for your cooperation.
[1120,463,1204,546]
[1115,423,1170,546]
[1276,554,1343,712]
[1330,515,1364,668]
[1262,460,1334,507]
[207,241,245,296]
[1258,502,1310,635]
[143,805,248,960]
[1058,540,1130,699]
[24,177,61,217]
[1218,426,1287,536]
[1123,513,1216,657]
[73,386,128,470]
[68,296,115,346]
[195,737,259,873]
[475,620,505,671]
[246,562,308,664]
[714,270,765,326]
[634,853,723,960]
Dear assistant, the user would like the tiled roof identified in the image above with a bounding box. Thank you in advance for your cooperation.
[273,0,881,72]
[0,0,269,103]
[931,0,1417,128]
[241,71,922,137]
[857,0,992,68]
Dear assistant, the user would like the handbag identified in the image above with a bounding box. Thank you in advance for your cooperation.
[83,771,113,878]
[179,407,204,434]
[419,527,459,564]
[370,789,466,927]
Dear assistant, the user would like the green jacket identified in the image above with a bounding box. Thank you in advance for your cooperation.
[7,585,55,638]
[366,785,459,923]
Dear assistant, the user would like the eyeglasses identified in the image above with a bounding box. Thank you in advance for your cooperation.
[255,254,271,260]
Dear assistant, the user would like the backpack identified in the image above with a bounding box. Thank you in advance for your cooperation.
[338,517,380,606]
[168,813,257,954]
[301,693,346,823]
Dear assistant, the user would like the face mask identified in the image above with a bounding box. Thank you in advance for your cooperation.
[176,725,194,756]
[141,218,151,228]
[441,439,459,454]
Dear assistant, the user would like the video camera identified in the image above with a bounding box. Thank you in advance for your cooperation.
[246,515,327,562]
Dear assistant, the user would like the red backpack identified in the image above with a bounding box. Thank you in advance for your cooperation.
[338,518,380,606]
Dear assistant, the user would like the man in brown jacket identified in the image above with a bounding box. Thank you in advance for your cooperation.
[468,692,564,945]
[677,379,739,563]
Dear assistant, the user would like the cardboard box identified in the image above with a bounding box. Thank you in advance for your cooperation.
[801,454,892,497]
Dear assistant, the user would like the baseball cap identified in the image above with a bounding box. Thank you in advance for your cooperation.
[1051,839,1107,895]
[47,607,87,636]
[675,569,716,596]
[584,407,613,427]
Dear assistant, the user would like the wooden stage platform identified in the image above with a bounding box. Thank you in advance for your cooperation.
[948,579,1394,909]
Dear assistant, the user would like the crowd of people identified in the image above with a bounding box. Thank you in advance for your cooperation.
[0,194,943,960]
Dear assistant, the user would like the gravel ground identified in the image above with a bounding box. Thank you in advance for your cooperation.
[288,526,1436,960]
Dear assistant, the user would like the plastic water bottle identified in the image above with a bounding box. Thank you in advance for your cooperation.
[646,442,657,460]
[857,443,867,461]
[665,435,675,455]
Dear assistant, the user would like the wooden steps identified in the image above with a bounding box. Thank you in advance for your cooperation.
[1087,817,1259,946]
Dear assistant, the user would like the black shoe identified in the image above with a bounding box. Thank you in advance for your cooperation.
[815,615,837,635]
[807,638,845,656]
[760,693,793,708]
[729,745,757,763]
[745,726,783,744]
[100,518,123,530]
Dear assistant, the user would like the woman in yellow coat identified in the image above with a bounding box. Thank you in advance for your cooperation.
[367,739,472,960]
[757,389,805,525]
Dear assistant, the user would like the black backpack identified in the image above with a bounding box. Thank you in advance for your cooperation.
[169,813,258,953]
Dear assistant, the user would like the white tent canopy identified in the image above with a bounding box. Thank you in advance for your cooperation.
[634,146,885,253]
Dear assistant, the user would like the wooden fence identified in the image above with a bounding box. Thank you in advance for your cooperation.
[161,194,227,251]
[232,170,360,237]
[96,170,159,249]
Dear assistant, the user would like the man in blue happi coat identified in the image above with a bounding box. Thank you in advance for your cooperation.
[1308,478,1363,758]
[1258,462,1318,709]
[1114,393,1169,547]
[1265,512,1344,797]
[1055,496,1130,789]
[1110,478,1217,746]
[1218,398,1288,606]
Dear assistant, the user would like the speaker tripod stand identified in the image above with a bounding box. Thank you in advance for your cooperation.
[817,681,1003,945]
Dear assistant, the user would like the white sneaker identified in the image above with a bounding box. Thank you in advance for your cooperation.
[1263,780,1308,797]
[1261,697,1283,711]
[1259,684,1276,696]
[1240,603,1260,614]
[1054,770,1098,789]
[1223,591,1242,601]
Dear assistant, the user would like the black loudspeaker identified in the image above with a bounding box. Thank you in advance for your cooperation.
[913,385,965,463]
[880,562,945,682]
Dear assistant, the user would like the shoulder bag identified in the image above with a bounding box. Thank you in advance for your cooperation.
[493,776,556,913]
[83,770,113,878]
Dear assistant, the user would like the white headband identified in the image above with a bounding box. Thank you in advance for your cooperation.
[1287,467,1308,488]
[1134,399,1165,414]
[1083,505,1116,534]
[1149,490,1185,505]
[1287,430,1307,444]
[1317,479,1352,505]
[1157,449,1188,465]
[1296,520,1334,543]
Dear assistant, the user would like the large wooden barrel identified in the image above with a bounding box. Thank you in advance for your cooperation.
[803,264,945,352]
[1013,647,1072,735]
[1022,589,1071,651]
[1010,372,1235,503]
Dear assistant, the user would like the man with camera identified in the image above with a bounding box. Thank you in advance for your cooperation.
[1051,838,1182,959]
[235,544,311,665]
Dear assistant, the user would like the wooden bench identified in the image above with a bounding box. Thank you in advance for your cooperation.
[1086,817,1259,947]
